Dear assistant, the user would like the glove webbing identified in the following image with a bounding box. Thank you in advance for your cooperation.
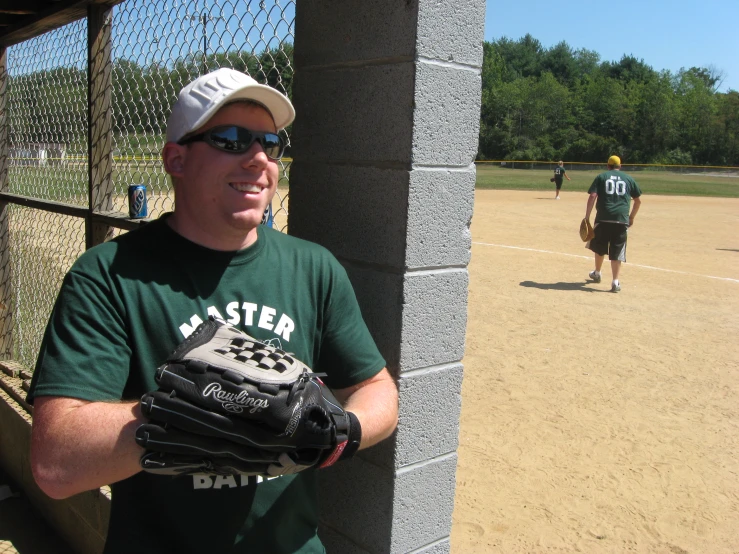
[213,342,295,373]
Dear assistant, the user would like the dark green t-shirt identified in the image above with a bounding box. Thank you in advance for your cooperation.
[588,169,642,224]
[553,166,566,181]
[28,216,386,554]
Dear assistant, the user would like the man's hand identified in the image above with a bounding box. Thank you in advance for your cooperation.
[629,216,635,227]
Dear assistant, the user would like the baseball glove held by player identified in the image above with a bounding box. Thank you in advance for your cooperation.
[579,218,595,242]
[135,317,361,476]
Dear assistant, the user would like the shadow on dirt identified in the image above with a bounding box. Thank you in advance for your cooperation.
[520,280,607,292]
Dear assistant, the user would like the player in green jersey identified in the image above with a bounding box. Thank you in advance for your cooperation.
[27,69,399,554]
[553,160,570,200]
[584,155,642,293]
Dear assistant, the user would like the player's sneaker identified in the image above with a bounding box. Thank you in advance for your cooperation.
[611,282,621,293]
[555,196,560,200]
[588,271,601,283]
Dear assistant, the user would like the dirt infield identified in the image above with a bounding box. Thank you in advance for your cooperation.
[452,190,738,553]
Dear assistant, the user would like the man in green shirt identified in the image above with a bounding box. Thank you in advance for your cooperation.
[584,155,642,293]
[27,68,399,554]
[552,160,570,200]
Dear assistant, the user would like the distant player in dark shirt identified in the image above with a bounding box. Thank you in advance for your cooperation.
[553,161,570,200]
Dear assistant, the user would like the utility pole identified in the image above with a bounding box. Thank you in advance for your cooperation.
[186,8,222,74]
[201,12,207,73]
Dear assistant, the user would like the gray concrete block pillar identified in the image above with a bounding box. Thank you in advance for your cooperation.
[290,1,485,552]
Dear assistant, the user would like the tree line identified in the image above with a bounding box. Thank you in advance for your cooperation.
[7,36,739,166]
[478,35,739,166]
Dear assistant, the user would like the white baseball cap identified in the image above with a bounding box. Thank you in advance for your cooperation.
[165,68,295,143]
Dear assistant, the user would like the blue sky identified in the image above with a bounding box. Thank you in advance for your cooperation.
[484,0,739,92]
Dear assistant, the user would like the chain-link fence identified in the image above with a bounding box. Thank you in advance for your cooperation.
[1,0,295,369]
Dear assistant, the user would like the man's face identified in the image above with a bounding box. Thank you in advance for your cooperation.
[165,102,280,250]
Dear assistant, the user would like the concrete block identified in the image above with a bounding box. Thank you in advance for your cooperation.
[294,0,485,68]
[354,431,398,472]
[395,365,463,467]
[319,453,457,553]
[354,432,397,474]
[289,165,475,271]
[341,266,403,373]
[339,268,470,374]
[319,524,372,554]
[400,270,469,371]
[318,456,395,553]
[288,164,409,268]
[295,0,417,65]
[391,455,458,553]
[417,0,486,66]
[291,63,415,164]
[413,538,451,553]
[359,365,463,470]
[406,168,474,269]
[412,63,481,166]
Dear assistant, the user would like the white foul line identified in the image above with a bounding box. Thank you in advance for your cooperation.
[472,242,739,283]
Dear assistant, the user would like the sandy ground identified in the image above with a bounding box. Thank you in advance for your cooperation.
[451,190,739,553]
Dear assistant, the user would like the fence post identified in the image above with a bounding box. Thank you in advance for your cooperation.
[0,46,12,360]
[289,1,485,551]
[87,5,114,249]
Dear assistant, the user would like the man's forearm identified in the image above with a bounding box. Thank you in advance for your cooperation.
[31,398,145,499]
[337,369,399,450]
[586,194,597,219]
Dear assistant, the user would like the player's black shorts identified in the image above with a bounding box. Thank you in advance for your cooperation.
[554,178,563,189]
[588,222,628,261]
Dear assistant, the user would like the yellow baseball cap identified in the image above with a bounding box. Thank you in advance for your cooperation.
[608,155,621,166]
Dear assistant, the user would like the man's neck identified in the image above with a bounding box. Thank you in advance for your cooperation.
[166,214,259,252]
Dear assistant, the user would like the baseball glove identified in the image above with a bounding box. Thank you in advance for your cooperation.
[135,317,360,477]
[550,177,555,182]
[579,218,595,242]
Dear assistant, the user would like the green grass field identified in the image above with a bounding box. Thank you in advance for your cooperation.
[7,163,292,200]
[475,164,739,197]
[8,162,739,199]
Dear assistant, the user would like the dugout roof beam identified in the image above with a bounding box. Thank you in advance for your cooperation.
[0,0,123,47]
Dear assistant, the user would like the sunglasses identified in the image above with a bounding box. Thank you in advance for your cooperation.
[178,125,285,160]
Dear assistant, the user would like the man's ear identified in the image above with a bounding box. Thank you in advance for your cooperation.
[162,143,186,177]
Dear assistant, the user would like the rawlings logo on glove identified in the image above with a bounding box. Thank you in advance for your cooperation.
[202,382,269,414]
